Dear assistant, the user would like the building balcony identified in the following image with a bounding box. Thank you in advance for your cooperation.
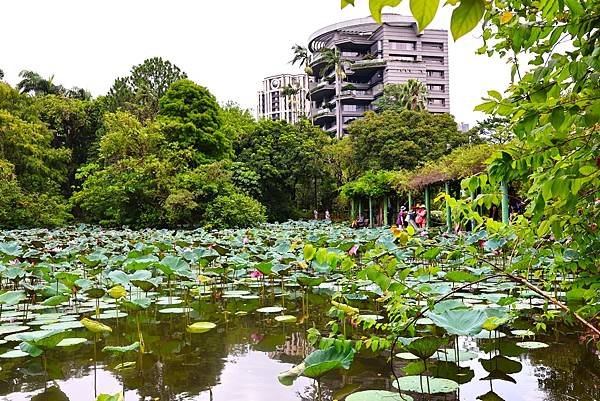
[308,82,335,101]
[350,59,387,71]
[312,108,336,123]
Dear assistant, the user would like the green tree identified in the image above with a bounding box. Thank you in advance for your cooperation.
[374,80,428,112]
[217,102,256,146]
[157,79,229,162]
[320,48,351,139]
[17,70,65,96]
[0,68,4,80]
[204,193,266,229]
[349,110,468,172]
[34,95,103,192]
[291,44,314,123]
[106,57,187,122]
[236,119,331,220]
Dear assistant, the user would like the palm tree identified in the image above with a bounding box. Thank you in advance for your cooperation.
[320,48,350,139]
[290,44,314,123]
[17,70,65,96]
[281,84,300,122]
[402,79,428,111]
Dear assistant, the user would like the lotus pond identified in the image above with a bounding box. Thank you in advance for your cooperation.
[0,222,598,401]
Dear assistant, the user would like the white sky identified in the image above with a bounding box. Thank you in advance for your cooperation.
[0,0,511,125]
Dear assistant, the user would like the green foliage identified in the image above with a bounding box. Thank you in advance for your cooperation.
[374,80,428,112]
[158,79,229,162]
[349,110,468,172]
[236,119,331,221]
[106,57,187,122]
[204,193,266,229]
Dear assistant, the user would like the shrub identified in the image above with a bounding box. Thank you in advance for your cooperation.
[204,193,266,229]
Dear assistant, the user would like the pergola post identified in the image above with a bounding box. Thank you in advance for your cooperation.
[383,196,388,226]
[368,197,373,228]
[501,181,510,224]
[358,199,362,218]
[350,198,355,221]
[408,191,413,210]
[445,181,452,232]
[424,186,431,228]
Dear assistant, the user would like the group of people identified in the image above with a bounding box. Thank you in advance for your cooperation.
[396,205,427,229]
[313,209,331,221]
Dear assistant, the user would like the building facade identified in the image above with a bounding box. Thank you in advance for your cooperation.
[257,74,311,124]
[307,14,450,137]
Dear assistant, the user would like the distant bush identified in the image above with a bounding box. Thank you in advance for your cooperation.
[204,193,266,229]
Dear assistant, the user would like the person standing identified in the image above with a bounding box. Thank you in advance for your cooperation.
[325,209,331,221]
[396,206,407,228]
[416,205,427,229]
[313,209,319,220]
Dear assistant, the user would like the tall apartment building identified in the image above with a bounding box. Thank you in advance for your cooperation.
[307,14,450,137]
[257,74,311,124]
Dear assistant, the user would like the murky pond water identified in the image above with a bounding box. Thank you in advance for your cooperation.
[1,290,598,401]
[0,224,599,401]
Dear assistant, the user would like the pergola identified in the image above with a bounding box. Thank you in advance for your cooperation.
[341,144,509,230]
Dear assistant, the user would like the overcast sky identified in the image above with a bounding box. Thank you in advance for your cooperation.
[1,0,511,125]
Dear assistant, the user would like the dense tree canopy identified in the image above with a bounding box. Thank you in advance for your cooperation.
[157,79,229,162]
[106,57,187,122]
[349,110,469,171]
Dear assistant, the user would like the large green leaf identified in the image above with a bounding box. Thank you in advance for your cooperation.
[410,0,440,31]
[0,290,26,306]
[427,309,487,336]
[403,336,448,359]
[303,346,355,378]
[369,0,402,24]
[392,376,459,394]
[103,342,140,354]
[450,0,485,40]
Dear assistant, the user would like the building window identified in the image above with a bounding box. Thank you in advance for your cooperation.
[427,70,444,78]
[423,56,444,64]
[427,84,445,92]
[390,54,417,62]
[428,98,445,106]
[389,40,416,51]
[422,42,444,51]
[341,51,359,57]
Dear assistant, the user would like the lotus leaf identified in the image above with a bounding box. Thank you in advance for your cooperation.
[187,322,217,333]
[81,318,112,333]
[479,355,522,374]
[56,338,87,347]
[0,290,26,306]
[346,390,413,401]
[331,300,359,315]
[274,315,297,323]
[103,342,140,354]
[426,309,487,336]
[302,346,355,378]
[392,376,459,394]
[404,336,449,359]
[256,306,285,313]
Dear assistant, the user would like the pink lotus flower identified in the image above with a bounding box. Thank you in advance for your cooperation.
[243,237,249,245]
[348,245,359,256]
[8,259,19,265]
[250,332,264,343]
[250,269,263,278]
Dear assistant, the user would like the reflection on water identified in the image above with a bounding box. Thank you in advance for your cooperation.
[0,292,599,401]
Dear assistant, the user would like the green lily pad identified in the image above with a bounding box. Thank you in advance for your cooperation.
[256,306,285,313]
[187,322,217,333]
[40,321,83,331]
[511,329,535,337]
[395,352,420,360]
[473,330,507,339]
[392,376,459,394]
[103,342,140,354]
[427,309,487,336]
[0,349,29,358]
[431,348,478,362]
[56,338,87,347]
[158,307,192,314]
[403,336,449,359]
[516,341,549,349]
[346,390,413,401]
[274,315,297,323]
[0,325,29,335]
